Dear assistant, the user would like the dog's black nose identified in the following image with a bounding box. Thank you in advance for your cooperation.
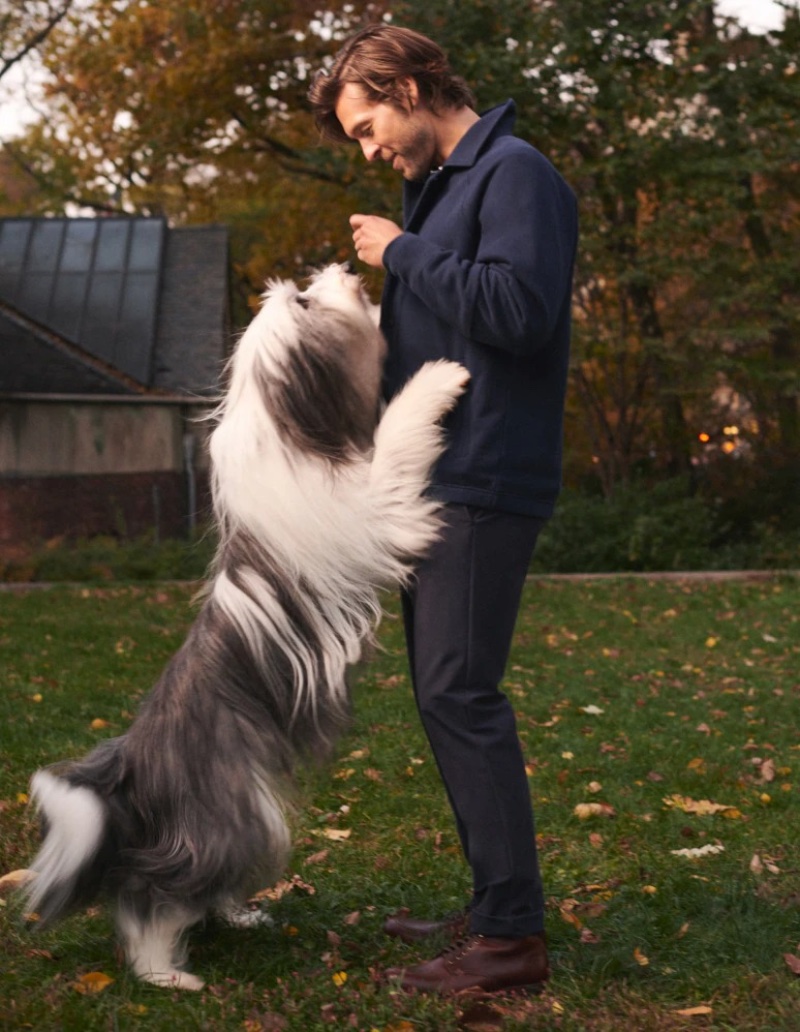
[343,261,356,275]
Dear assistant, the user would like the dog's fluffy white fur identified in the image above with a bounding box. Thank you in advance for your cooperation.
[24,263,469,990]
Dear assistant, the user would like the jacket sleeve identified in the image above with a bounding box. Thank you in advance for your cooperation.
[382,149,578,355]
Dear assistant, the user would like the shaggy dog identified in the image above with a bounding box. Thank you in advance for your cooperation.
[23,263,469,990]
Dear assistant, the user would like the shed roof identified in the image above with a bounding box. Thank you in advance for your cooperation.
[0,217,230,396]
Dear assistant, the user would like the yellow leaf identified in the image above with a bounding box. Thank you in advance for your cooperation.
[73,971,114,994]
[687,757,706,773]
[663,794,736,816]
[574,802,615,819]
[332,970,347,986]
[90,718,109,730]
[320,828,351,841]
[561,751,574,760]
[559,906,582,929]
[705,637,719,648]
[675,1005,713,1017]
[251,874,315,901]
[0,869,35,895]
[633,947,649,966]
[642,885,657,894]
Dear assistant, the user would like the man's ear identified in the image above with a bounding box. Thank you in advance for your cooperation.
[398,76,420,111]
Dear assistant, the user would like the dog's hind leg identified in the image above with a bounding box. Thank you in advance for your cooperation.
[117,903,205,990]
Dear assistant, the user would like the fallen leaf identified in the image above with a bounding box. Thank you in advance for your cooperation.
[0,869,35,895]
[319,828,351,842]
[663,794,738,817]
[750,854,764,874]
[251,875,316,901]
[674,1005,713,1017]
[559,906,582,930]
[73,971,114,994]
[332,970,347,986]
[343,910,361,926]
[574,802,615,819]
[90,718,110,730]
[580,705,604,715]
[633,947,649,966]
[671,843,725,859]
[784,954,800,976]
[759,758,776,783]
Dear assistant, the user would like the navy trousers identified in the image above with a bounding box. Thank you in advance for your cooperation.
[401,503,546,938]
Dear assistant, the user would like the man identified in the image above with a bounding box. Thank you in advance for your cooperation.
[308,24,578,995]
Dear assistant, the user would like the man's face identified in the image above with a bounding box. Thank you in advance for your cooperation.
[334,82,438,182]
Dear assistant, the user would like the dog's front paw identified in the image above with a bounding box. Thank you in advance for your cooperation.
[410,360,471,414]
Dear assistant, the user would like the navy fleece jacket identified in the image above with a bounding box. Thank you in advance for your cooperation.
[381,100,578,518]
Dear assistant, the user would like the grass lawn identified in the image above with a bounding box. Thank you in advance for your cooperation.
[1,575,799,1031]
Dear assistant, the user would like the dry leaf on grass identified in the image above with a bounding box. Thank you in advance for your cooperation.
[671,843,725,859]
[250,874,316,902]
[674,1005,713,1017]
[663,794,742,818]
[72,971,114,994]
[318,828,351,841]
[0,869,35,895]
[784,953,800,976]
[574,802,616,819]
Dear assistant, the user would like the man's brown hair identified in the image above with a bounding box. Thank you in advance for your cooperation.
[308,24,476,144]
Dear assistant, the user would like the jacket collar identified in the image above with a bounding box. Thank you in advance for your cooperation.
[443,99,517,169]
[401,100,517,227]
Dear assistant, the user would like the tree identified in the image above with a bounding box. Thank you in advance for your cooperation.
[390,0,798,492]
[0,0,73,85]
[5,0,799,506]
[2,0,396,311]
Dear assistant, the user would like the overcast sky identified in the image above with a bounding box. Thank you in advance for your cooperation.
[0,0,794,142]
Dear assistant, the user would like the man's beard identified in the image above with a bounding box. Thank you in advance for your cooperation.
[396,122,438,182]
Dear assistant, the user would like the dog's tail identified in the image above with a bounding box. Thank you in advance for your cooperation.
[25,744,121,926]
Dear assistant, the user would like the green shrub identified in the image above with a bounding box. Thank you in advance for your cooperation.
[532,478,799,572]
[0,530,216,584]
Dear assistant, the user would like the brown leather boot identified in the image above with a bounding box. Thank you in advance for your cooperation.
[383,907,469,943]
[385,932,550,994]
